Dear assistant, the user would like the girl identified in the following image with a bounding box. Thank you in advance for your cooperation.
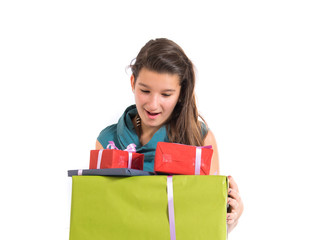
[96,38,243,233]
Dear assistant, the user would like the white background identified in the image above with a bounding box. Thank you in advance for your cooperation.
[1,0,308,239]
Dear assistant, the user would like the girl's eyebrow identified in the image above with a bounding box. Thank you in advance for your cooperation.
[138,82,176,92]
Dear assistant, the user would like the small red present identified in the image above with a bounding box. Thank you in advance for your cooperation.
[154,142,213,175]
[89,142,144,170]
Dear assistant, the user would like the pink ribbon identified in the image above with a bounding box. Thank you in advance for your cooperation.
[106,141,137,152]
[195,145,212,175]
[167,176,176,240]
[105,141,137,169]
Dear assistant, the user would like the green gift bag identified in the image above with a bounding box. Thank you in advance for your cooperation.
[69,175,228,240]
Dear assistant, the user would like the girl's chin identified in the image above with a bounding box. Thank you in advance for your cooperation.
[141,117,165,130]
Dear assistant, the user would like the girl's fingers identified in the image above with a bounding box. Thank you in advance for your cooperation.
[228,188,241,201]
[228,197,239,210]
[227,219,234,224]
[228,176,239,192]
[226,176,244,228]
[226,211,238,223]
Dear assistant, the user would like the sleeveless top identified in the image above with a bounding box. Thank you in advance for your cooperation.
[97,105,208,172]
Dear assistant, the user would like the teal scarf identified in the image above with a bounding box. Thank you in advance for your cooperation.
[97,105,169,172]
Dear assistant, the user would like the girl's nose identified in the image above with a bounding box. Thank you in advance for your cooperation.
[148,94,159,110]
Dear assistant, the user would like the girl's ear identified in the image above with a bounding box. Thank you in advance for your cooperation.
[130,74,135,92]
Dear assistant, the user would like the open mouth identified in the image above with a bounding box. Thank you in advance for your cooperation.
[146,110,160,119]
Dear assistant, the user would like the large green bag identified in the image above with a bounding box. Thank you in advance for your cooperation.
[69,175,228,240]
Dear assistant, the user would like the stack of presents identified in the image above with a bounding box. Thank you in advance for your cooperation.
[68,142,229,240]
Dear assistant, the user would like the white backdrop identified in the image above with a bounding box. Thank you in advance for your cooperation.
[1,0,308,239]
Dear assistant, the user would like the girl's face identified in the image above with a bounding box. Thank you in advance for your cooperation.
[131,68,181,132]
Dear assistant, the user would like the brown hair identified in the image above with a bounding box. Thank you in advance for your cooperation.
[130,38,207,146]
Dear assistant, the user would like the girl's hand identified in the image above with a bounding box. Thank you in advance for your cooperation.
[227,176,244,233]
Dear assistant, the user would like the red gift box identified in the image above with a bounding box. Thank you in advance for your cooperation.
[89,149,144,170]
[154,142,213,175]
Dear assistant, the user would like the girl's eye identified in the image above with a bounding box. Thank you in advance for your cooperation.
[162,93,171,97]
[140,89,150,94]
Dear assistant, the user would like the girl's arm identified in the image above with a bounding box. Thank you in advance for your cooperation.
[204,130,244,233]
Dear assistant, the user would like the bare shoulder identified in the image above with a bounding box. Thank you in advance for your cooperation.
[95,140,104,150]
[203,130,220,175]
[203,130,217,146]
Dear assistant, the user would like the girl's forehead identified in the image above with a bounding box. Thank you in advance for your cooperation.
[136,68,181,88]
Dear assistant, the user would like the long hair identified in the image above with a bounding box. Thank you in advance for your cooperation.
[130,38,207,146]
